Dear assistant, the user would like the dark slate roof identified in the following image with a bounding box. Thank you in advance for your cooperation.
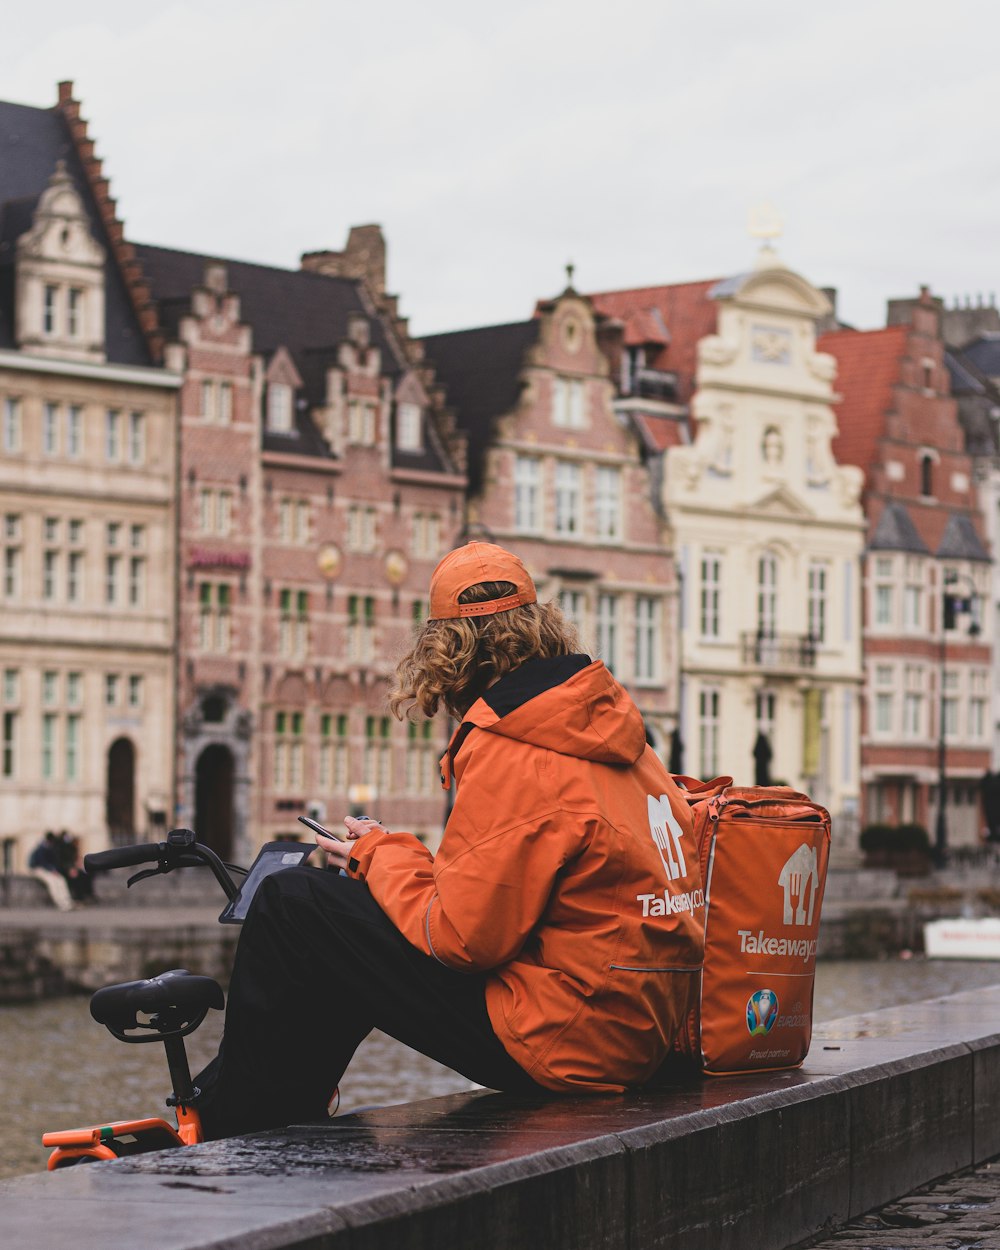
[961,333,1000,380]
[868,500,929,554]
[0,98,151,365]
[421,319,540,492]
[137,243,455,472]
[947,349,989,397]
[937,512,991,562]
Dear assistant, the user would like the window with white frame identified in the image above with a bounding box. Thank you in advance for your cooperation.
[347,505,377,553]
[43,403,59,455]
[128,555,145,607]
[43,285,57,335]
[348,595,376,663]
[364,716,392,789]
[41,711,57,780]
[553,376,586,428]
[105,673,120,706]
[756,690,776,740]
[219,382,233,424]
[970,669,989,740]
[807,561,828,643]
[757,553,778,639]
[873,663,894,735]
[596,592,618,672]
[903,557,923,631]
[347,398,377,445]
[279,498,310,545]
[3,513,21,601]
[274,711,304,791]
[942,669,960,737]
[411,513,441,560]
[902,665,924,739]
[558,589,585,636]
[514,455,542,532]
[66,672,82,706]
[700,552,722,639]
[3,398,22,452]
[594,465,621,540]
[1,668,18,779]
[267,383,294,433]
[198,583,232,653]
[279,589,309,660]
[66,406,83,457]
[634,595,660,682]
[699,687,720,777]
[128,413,145,465]
[128,674,143,708]
[67,288,83,338]
[396,402,422,452]
[554,461,582,536]
[406,720,436,796]
[106,410,121,462]
[873,556,894,627]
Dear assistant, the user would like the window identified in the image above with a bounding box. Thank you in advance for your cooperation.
[554,461,582,536]
[873,664,894,735]
[942,669,960,737]
[274,711,304,791]
[128,675,143,708]
[65,712,80,780]
[279,589,309,659]
[347,505,377,553]
[970,670,989,741]
[364,716,392,790]
[903,665,924,739]
[67,551,83,603]
[757,553,778,639]
[199,583,232,653]
[43,403,59,455]
[634,596,660,682]
[105,555,120,604]
[43,550,58,602]
[596,593,619,672]
[201,380,215,421]
[66,407,83,457]
[411,513,441,560]
[128,413,145,465]
[348,595,376,663]
[219,382,233,424]
[807,561,828,644]
[105,673,120,706]
[873,555,894,627]
[396,402,422,451]
[3,398,22,452]
[594,466,621,540]
[558,589,585,635]
[67,672,82,706]
[699,687,720,777]
[67,288,82,338]
[42,671,58,705]
[756,691,776,741]
[267,383,293,433]
[106,410,121,461]
[2,711,16,778]
[3,669,19,703]
[406,721,436,795]
[43,285,57,335]
[129,557,145,607]
[700,553,722,639]
[514,455,542,532]
[3,514,21,601]
[41,713,56,780]
[920,454,934,498]
[347,399,377,445]
[319,713,350,791]
[553,376,585,428]
[279,499,310,545]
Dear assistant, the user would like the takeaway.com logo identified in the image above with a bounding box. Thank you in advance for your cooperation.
[778,843,820,927]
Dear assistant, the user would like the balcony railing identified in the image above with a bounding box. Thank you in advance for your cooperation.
[632,367,679,401]
[740,632,819,673]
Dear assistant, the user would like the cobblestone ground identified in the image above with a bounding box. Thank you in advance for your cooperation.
[800,1158,1000,1248]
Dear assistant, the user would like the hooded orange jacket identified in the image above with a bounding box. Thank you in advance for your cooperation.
[346,655,705,1091]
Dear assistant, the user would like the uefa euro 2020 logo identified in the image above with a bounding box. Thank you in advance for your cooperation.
[746,989,779,1036]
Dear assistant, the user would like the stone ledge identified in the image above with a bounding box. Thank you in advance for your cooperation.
[3,986,1000,1249]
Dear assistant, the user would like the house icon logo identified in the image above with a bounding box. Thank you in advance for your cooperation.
[778,844,819,926]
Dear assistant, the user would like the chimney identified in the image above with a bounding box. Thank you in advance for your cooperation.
[301,225,386,298]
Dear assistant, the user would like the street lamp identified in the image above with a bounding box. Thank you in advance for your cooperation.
[934,572,980,867]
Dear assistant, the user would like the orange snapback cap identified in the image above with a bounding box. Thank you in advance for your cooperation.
[428,542,537,620]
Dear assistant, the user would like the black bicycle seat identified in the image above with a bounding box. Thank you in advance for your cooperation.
[90,968,224,1041]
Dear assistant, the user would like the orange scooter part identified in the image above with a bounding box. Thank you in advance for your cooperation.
[43,1111,202,1170]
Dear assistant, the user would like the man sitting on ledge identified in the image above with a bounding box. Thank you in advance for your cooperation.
[195,542,705,1138]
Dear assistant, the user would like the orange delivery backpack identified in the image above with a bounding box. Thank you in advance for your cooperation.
[672,778,832,1075]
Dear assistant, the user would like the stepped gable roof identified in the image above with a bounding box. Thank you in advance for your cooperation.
[588,279,721,403]
[817,325,909,473]
[0,96,152,365]
[868,500,929,554]
[937,512,991,563]
[959,332,1000,381]
[420,319,540,492]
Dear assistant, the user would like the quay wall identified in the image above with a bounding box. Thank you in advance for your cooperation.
[3,988,1000,1249]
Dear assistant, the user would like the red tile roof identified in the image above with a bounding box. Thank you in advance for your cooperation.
[590,279,721,402]
[817,325,909,473]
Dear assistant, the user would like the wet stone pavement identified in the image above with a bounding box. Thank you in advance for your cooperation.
[801,1158,1000,1249]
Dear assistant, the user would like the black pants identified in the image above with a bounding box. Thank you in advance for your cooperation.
[194,866,539,1140]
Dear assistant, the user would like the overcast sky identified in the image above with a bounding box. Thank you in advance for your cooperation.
[6,0,1000,336]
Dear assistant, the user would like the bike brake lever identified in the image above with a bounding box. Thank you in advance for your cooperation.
[126,866,166,888]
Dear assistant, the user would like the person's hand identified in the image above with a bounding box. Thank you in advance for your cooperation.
[316,817,385,872]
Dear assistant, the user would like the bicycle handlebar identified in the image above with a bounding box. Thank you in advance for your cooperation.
[85,843,163,871]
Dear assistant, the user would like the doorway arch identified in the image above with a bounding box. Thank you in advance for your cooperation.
[195,743,235,860]
[106,738,136,846]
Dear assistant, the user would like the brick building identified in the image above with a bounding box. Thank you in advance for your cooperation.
[135,231,467,859]
[422,280,678,753]
[819,288,993,846]
[0,86,181,868]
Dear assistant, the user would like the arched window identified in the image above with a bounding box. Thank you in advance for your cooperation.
[920,454,934,497]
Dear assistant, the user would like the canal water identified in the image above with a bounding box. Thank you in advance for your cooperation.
[2,957,998,1180]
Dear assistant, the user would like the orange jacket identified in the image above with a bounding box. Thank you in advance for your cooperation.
[346,656,705,1091]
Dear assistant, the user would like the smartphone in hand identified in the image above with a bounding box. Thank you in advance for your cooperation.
[298,814,344,842]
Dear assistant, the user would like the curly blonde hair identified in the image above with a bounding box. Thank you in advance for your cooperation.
[389,581,581,720]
